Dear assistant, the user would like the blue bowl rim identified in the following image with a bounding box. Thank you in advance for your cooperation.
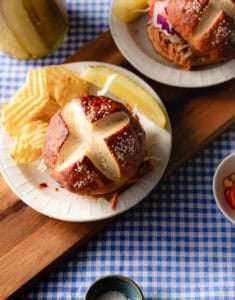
[85,274,144,299]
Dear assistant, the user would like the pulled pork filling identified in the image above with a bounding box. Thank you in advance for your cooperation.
[148,0,194,70]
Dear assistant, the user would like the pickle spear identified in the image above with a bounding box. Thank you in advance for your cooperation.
[81,66,166,128]
[0,8,29,59]
[23,0,67,49]
[1,0,49,58]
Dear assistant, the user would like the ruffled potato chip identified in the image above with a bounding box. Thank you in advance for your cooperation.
[10,120,48,164]
[1,94,47,136]
[2,65,89,163]
[54,75,89,106]
[44,65,89,102]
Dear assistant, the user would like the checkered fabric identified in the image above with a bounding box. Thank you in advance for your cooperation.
[23,127,235,300]
[0,0,110,104]
[1,1,235,300]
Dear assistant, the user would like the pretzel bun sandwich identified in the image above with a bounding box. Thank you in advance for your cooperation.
[42,95,147,197]
[147,0,235,70]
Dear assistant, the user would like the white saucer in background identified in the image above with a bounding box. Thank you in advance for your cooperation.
[110,10,235,88]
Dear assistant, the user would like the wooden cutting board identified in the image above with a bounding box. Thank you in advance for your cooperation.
[0,31,234,299]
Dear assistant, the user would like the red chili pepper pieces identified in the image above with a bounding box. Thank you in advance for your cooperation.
[225,185,235,209]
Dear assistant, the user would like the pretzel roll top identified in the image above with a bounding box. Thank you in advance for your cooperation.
[167,0,235,59]
[42,95,147,196]
[147,0,235,69]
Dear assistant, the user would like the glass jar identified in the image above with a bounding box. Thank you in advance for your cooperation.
[0,0,68,59]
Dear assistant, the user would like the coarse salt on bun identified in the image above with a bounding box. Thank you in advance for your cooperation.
[42,95,147,197]
[147,0,235,70]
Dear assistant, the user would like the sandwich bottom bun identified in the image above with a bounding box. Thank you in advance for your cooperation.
[42,95,147,197]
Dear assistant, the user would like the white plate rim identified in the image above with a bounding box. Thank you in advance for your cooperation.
[109,6,235,88]
[0,61,172,222]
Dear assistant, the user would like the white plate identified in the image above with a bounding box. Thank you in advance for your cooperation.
[110,9,235,88]
[0,61,172,222]
[213,152,235,224]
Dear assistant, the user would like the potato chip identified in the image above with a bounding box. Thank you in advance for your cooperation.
[10,136,41,164]
[44,65,88,100]
[25,68,48,97]
[11,144,41,163]
[36,97,60,121]
[27,121,48,149]
[10,120,48,164]
[44,65,72,97]
[54,75,89,106]
[1,94,47,136]
[2,64,90,164]
[20,120,48,148]
[8,86,31,104]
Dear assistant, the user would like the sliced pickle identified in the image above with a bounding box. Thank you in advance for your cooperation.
[81,66,166,128]
[1,0,49,58]
[23,0,67,49]
[0,8,29,59]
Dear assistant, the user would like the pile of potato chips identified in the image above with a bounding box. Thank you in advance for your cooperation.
[1,65,88,164]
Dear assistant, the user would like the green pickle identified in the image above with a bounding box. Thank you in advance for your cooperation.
[0,0,67,59]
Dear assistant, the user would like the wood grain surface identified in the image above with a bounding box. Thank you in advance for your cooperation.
[0,31,234,299]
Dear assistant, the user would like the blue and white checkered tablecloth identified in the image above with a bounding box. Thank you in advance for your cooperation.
[0,1,235,299]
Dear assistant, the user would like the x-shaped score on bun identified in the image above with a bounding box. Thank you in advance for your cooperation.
[209,0,235,19]
[57,97,131,181]
[192,0,235,35]
[183,0,235,17]
[42,95,146,196]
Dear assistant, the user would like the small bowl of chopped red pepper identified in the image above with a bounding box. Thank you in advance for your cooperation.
[213,152,235,224]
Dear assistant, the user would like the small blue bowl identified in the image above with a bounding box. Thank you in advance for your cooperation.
[85,274,144,300]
